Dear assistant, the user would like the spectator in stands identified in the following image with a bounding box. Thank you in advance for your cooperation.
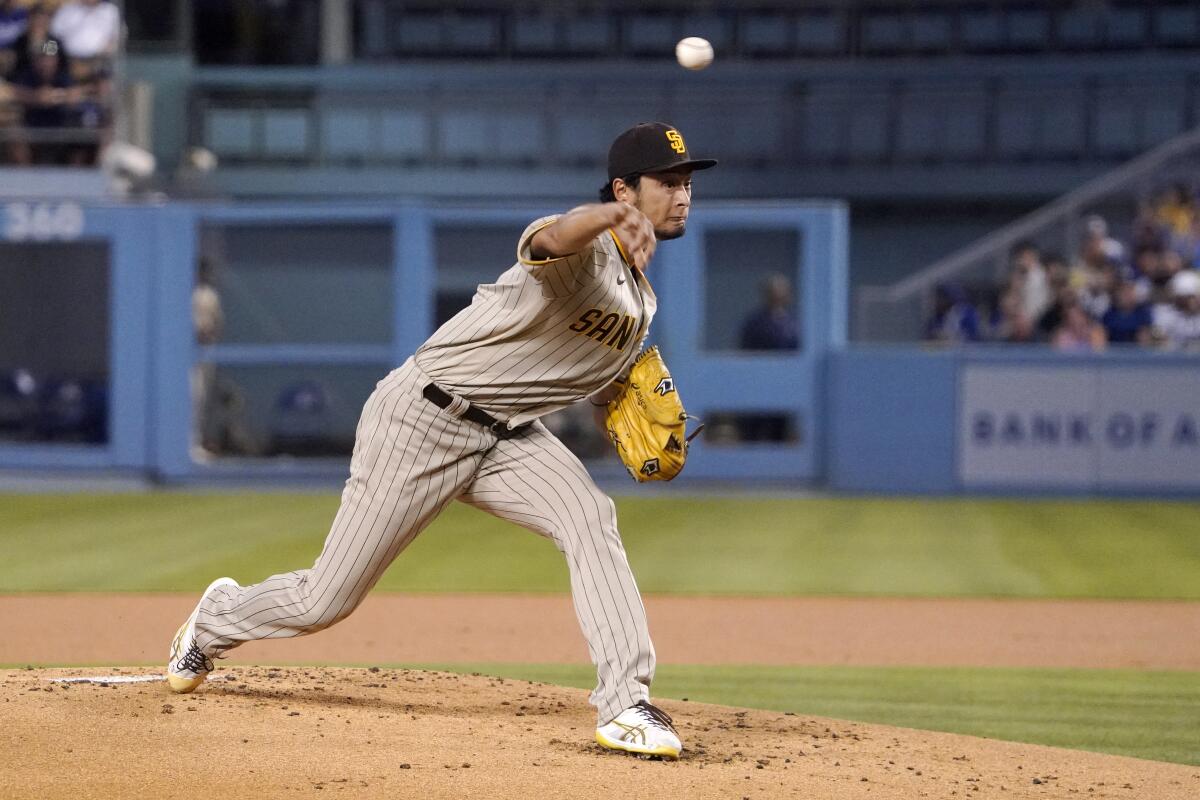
[1152,181,1199,279]
[1051,302,1106,353]
[1156,249,1186,303]
[924,283,980,344]
[0,0,28,75]
[8,38,82,165]
[1079,259,1119,321]
[740,273,800,351]
[50,0,119,61]
[70,75,107,165]
[1151,270,1200,351]
[738,273,799,442]
[1101,280,1153,346]
[1008,240,1050,323]
[1035,264,1077,341]
[7,4,107,166]
[191,257,223,461]
[1071,215,1124,295]
[1153,183,1196,242]
[1043,251,1069,283]
[9,5,62,79]
[0,0,25,158]
[1168,230,1200,274]
[1132,200,1167,251]
[49,0,115,167]
[1187,216,1200,270]
[1130,245,1163,304]
[988,286,1036,343]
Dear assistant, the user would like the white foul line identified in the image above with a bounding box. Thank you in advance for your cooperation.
[47,675,165,684]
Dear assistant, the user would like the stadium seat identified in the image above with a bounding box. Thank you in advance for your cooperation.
[897,84,987,161]
[1104,7,1147,47]
[397,14,444,54]
[262,110,311,158]
[960,11,1005,51]
[355,0,390,58]
[510,14,557,54]
[670,89,782,165]
[319,101,431,163]
[741,14,791,55]
[445,14,501,53]
[555,111,614,165]
[563,15,612,54]
[861,13,905,53]
[1007,9,1050,49]
[625,14,677,55]
[1094,81,1188,154]
[36,377,107,444]
[910,12,952,52]
[378,110,431,160]
[0,369,39,439]
[995,84,1083,157]
[800,88,851,160]
[846,105,890,161]
[321,110,373,160]
[1154,6,1198,46]
[1141,93,1187,148]
[440,110,490,161]
[270,381,333,456]
[1094,104,1139,156]
[802,81,891,162]
[205,109,256,158]
[793,12,843,54]
[680,13,733,52]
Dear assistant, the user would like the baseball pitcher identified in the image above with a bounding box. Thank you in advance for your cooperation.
[167,121,716,760]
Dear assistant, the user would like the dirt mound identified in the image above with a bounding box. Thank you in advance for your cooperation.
[1,667,1194,800]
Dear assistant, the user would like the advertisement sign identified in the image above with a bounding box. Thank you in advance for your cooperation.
[959,364,1200,489]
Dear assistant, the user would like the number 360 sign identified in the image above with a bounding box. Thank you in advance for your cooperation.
[3,202,86,242]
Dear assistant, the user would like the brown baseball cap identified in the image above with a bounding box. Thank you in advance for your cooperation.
[607,122,718,181]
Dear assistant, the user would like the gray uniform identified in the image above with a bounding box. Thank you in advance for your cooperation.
[193,216,658,723]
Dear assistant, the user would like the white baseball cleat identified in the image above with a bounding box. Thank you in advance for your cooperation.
[166,577,238,693]
[595,700,682,759]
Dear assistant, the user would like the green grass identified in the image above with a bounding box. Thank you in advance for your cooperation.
[6,493,1192,766]
[414,662,1200,766]
[2,493,1200,597]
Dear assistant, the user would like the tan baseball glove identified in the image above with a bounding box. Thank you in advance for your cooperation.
[604,347,702,481]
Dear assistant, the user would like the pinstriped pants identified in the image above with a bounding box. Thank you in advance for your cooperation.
[193,358,655,724]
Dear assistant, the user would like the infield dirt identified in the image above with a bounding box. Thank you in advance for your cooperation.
[3,593,1200,799]
[3,593,1198,668]
[3,666,1197,800]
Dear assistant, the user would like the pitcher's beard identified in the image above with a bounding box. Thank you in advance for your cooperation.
[655,223,686,241]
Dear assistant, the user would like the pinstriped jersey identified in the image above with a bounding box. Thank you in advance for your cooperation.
[414,214,657,426]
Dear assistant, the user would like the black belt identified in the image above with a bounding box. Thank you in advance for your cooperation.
[422,383,530,439]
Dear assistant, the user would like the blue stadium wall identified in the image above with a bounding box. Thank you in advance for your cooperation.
[2,198,1197,495]
[0,199,843,485]
[828,348,1200,496]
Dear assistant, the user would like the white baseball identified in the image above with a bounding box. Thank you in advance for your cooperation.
[675,37,713,70]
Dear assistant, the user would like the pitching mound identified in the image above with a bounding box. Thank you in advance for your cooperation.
[1,667,1194,800]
